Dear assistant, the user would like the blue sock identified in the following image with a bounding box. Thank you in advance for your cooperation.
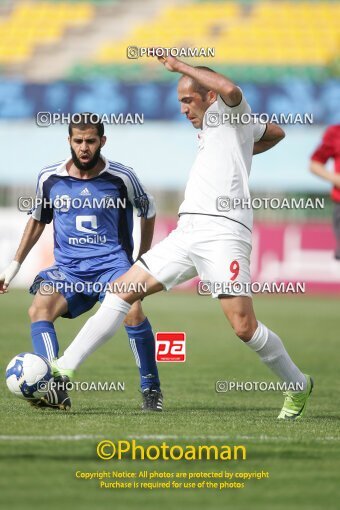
[125,318,160,391]
[31,321,59,361]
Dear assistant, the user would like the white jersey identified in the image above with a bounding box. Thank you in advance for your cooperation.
[178,91,266,232]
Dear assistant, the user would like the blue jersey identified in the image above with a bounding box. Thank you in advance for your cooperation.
[31,156,155,271]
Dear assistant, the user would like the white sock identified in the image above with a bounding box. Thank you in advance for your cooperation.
[57,294,131,371]
[246,321,307,390]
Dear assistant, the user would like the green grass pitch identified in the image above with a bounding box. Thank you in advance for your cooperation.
[0,290,339,510]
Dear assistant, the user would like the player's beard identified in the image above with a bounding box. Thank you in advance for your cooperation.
[71,146,101,171]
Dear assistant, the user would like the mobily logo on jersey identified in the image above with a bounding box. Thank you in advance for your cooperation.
[68,215,107,245]
[68,234,107,245]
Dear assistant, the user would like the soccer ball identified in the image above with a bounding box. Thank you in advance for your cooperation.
[5,353,52,400]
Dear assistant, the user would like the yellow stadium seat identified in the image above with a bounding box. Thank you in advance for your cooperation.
[2,0,339,69]
[0,1,94,64]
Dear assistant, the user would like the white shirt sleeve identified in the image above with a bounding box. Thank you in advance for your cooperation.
[217,87,250,116]
[253,118,267,142]
[203,89,252,128]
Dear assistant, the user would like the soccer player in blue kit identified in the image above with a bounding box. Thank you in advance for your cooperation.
[0,114,163,412]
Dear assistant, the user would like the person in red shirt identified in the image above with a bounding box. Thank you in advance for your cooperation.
[310,125,340,259]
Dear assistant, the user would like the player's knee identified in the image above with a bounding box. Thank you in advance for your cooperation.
[28,304,53,322]
[119,290,146,306]
[124,310,146,327]
[28,304,38,321]
[230,315,256,341]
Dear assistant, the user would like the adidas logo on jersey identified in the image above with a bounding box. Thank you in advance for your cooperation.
[80,188,91,196]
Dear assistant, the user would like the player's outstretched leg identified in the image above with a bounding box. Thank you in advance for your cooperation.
[219,296,313,420]
[124,301,163,412]
[28,289,71,410]
[54,265,163,408]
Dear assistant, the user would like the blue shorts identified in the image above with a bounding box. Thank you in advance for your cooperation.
[29,257,131,319]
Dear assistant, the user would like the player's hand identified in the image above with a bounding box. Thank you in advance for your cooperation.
[155,51,181,72]
[0,261,21,294]
[332,174,340,189]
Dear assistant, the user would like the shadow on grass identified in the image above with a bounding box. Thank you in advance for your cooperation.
[311,415,340,421]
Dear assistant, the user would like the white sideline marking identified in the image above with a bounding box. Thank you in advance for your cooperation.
[0,434,339,442]
[132,435,340,442]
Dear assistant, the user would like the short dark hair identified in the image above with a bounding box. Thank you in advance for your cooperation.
[68,112,104,138]
[180,66,216,99]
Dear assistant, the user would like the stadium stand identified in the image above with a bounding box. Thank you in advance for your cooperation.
[0,1,338,82]
[70,1,340,82]
[0,2,95,64]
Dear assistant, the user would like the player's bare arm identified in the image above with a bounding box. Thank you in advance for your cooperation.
[157,53,242,106]
[0,217,45,293]
[253,123,285,155]
[14,217,46,264]
[137,215,156,259]
[310,160,340,188]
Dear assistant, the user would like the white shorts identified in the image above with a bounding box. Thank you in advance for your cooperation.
[136,214,252,298]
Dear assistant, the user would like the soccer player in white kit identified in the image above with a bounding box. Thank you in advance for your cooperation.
[55,56,313,420]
